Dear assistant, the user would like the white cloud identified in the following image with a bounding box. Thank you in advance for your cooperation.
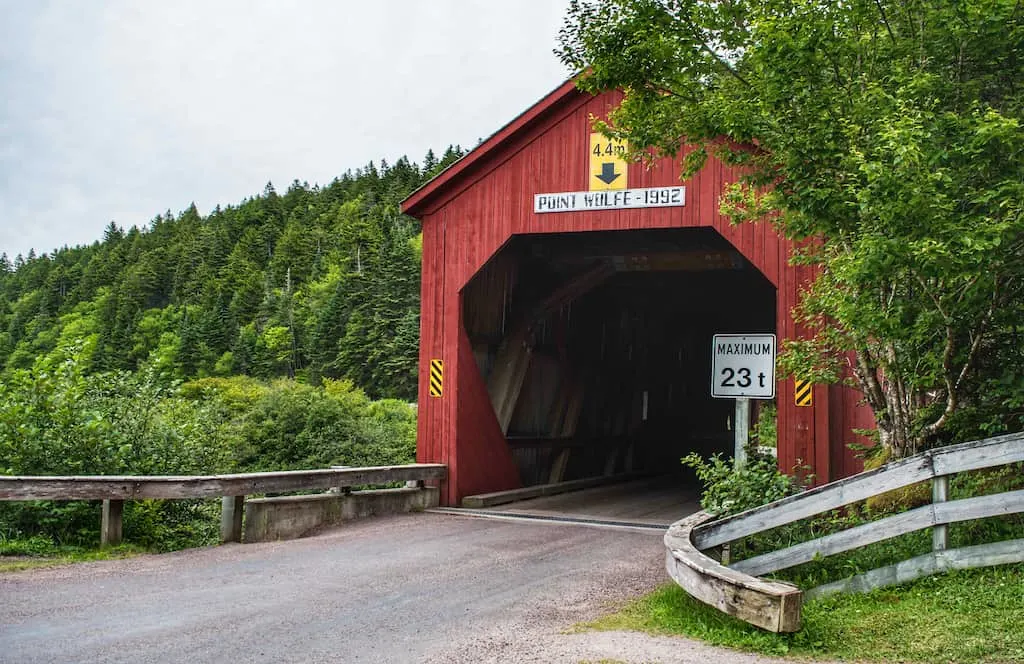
[0,0,571,257]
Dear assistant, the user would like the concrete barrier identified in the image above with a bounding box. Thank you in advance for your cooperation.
[243,487,440,543]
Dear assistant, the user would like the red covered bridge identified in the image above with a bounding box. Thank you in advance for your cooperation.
[401,80,874,507]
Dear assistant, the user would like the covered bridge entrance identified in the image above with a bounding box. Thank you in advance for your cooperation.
[401,80,873,507]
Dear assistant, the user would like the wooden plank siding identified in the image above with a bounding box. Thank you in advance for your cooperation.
[455,325,521,502]
[404,83,873,505]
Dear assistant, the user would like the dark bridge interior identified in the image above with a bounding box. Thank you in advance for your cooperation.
[462,228,776,487]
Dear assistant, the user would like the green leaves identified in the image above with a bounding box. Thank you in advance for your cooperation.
[0,354,418,548]
[0,147,466,401]
[682,450,807,516]
[561,0,1024,455]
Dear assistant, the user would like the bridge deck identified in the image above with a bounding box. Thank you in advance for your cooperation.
[469,476,699,527]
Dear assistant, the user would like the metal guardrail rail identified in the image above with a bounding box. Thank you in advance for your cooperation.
[664,432,1024,632]
[0,464,447,547]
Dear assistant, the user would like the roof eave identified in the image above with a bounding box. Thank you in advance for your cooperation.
[400,76,585,218]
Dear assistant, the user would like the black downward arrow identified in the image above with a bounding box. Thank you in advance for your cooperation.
[596,162,621,185]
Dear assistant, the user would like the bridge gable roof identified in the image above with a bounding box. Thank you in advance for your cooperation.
[400,78,590,218]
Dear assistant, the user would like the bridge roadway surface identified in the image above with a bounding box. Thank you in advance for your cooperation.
[0,490,797,664]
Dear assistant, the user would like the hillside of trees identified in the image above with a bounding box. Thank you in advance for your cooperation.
[0,147,464,552]
[0,147,464,400]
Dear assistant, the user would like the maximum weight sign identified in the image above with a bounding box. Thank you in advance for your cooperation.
[711,334,776,399]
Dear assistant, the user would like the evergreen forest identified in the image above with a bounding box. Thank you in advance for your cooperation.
[0,147,464,552]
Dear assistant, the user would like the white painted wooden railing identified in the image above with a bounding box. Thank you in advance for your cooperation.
[665,432,1024,632]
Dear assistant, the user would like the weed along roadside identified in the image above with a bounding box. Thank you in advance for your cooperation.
[0,541,144,573]
[583,433,1024,663]
[585,565,1024,663]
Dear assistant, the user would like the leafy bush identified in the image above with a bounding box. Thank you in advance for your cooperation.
[0,355,234,479]
[862,447,931,513]
[123,500,221,552]
[681,451,807,516]
[182,376,416,471]
[750,403,777,449]
[0,533,56,556]
[0,353,236,547]
[1,355,417,551]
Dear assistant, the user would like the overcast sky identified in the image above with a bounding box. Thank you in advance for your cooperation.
[0,1,572,258]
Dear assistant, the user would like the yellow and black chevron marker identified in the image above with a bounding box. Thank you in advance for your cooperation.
[794,379,813,407]
[429,359,444,398]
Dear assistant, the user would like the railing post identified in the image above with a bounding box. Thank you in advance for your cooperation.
[101,499,124,548]
[220,495,245,543]
[932,474,949,551]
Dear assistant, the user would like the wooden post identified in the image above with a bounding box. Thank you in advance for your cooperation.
[220,495,245,544]
[603,447,619,476]
[932,474,949,551]
[734,398,750,469]
[549,448,571,484]
[101,499,123,548]
[486,324,542,436]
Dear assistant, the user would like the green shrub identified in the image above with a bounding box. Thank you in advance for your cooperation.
[0,533,57,556]
[681,451,807,516]
[750,403,777,449]
[184,376,417,472]
[0,356,417,552]
[123,500,221,552]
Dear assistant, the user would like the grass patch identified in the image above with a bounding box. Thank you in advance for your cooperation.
[585,564,1024,663]
[0,537,145,573]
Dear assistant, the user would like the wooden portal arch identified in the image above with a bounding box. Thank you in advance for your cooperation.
[401,80,873,506]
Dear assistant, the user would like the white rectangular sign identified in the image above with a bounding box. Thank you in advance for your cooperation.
[711,334,776,399]
[534,186,685,214]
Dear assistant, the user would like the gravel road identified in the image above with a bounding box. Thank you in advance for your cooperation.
[0,512,789,663]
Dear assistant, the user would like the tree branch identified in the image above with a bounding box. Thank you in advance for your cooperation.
[851,345,887,420]
[676,7,753,89]
[914,271,950,323]
[873,0,897,44]
[922,280,1001,438]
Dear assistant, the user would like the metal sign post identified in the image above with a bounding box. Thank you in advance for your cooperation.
[734,398,750,469]
[711,334,776,469]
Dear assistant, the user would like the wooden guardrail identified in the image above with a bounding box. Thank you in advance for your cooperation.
[665,432,1024,632]
[0,464,447,547]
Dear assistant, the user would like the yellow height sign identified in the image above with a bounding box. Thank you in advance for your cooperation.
[589,133,628,191]
[794,379,813,407]
[429,359,444,398]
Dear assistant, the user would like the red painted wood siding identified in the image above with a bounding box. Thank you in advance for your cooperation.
[412,87,869,504]
[454,326,521,500]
